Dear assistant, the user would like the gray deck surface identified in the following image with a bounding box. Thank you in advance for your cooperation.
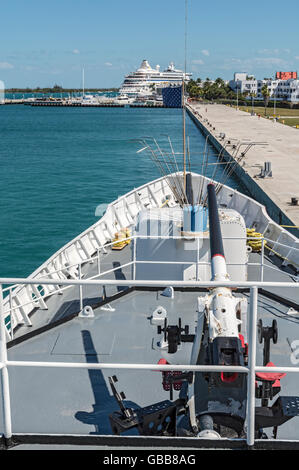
[2,244,299,445]
[3,288,197,436]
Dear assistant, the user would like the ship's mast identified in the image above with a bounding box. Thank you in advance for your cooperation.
[82,67,85,97]
[182,0,188,193]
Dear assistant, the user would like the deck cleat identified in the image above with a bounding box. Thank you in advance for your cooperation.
[151,305,167,325]
[79,305,95,318]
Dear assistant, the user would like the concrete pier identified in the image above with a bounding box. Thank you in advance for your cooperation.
[27,102,165,108]
[2,99,26,105]
[1,99,165,108]
[187,103,299,233]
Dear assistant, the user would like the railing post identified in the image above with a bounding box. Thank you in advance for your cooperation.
[196,237,199,281]
[0,284,13,445]
[78,265,83,312]
[133,237,136,281]
[246,286,258,447]
[97,248,101,275]
[9,288,13,340]
[260,238,264,281]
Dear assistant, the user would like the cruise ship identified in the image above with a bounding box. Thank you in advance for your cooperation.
[119,59,191,97]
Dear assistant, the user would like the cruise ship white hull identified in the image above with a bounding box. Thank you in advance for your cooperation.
[119,60,191,98]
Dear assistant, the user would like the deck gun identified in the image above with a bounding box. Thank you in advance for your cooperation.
[205,183,245,387]
[199,185,299,438]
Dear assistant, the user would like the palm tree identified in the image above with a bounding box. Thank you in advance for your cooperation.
[215,77,225,87]
[261,85,270,116]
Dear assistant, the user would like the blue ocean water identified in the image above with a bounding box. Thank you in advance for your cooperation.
[0,105,247,278]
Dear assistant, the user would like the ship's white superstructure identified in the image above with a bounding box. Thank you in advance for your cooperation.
[119,59,191,97]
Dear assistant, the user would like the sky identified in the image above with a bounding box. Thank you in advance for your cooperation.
[1,0,299,88]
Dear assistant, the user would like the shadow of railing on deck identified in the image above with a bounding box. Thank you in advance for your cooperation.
[113,261,128,292]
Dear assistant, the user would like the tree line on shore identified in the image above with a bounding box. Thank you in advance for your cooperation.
[6,84,119,93]
[186,77,299,111]
[186,77,237,101]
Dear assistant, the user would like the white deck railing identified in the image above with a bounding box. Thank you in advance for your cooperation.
[2,172,299,338]
[0,278,299,447]
[2,232,298,339]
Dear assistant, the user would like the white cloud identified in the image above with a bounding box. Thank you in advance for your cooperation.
[38,68,62,75]
[217,55,293,73]
[295,56,299,60]
[0,62,14,69]
[231,56,289,68]
[258,48,279,55]
[72,49,80,54]
[104,62,113,66]
[252,57,288,66]
[258,48,290,55]
[201,49,210,56]
[192,59,204,65]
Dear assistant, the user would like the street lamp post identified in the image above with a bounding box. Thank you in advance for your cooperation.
[251,93,255,115]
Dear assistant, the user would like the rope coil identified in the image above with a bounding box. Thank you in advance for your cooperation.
[246,228,299,269]
[246,228,265,252]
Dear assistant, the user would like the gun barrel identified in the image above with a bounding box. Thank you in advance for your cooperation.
[207,183,227,281]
